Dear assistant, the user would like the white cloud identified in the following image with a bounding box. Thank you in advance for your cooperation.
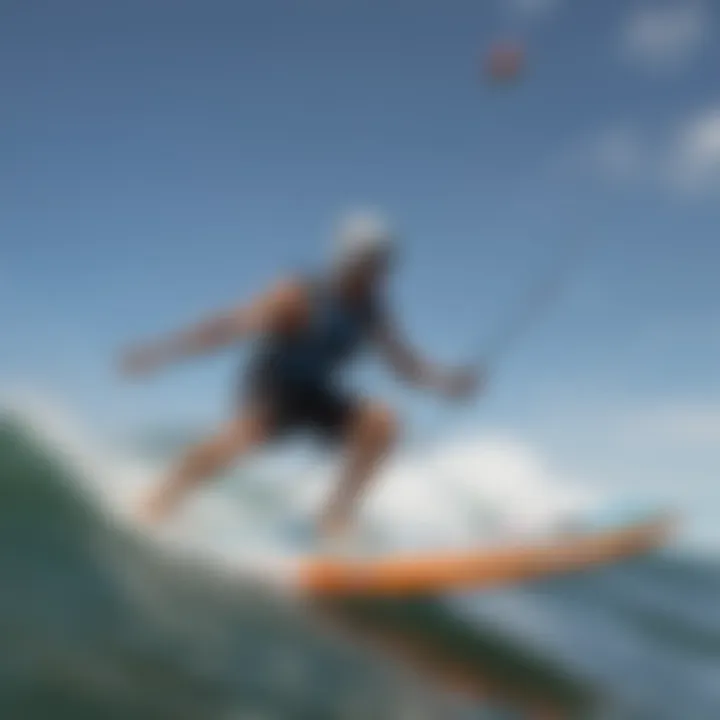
[552,122,649,188]
[591,125,646,181]
[570,107,720,195]
[622,401,720,448]
[507,0,560,18]
[621,2,710,71]
[668,107,720,192]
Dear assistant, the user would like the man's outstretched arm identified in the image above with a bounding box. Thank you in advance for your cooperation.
[119,278,308,377]
[374,317,480,399]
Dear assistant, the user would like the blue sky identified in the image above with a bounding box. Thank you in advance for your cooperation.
[2,1,720,544]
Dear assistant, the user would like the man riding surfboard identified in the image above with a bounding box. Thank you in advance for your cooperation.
[120,211,479,543]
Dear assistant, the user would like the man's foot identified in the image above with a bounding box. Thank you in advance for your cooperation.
[316,517,366,558]
[135,491,171,526]
[318,533,363,559]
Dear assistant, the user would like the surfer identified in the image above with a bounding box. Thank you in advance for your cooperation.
[120,211,480,542]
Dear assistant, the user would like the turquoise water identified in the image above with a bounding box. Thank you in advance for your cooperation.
[1,415,719,719]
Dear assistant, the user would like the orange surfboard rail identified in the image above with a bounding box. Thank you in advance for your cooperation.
[296,515,675,597]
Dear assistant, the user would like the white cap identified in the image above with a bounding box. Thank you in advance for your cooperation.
[332,209,396,270]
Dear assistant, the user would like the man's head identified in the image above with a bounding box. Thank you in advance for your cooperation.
[331,210,396,294]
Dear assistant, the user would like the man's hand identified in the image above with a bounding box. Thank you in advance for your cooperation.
[439,365,484,401]
[119,344,167,379]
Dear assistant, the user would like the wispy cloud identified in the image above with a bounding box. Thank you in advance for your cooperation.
[506,0,560,18]
[568,107,720,196]
[621,400,720,448]
[662,405,720,446]
[590,125,647,181]
[668,107,720,192]
[553,122,648,188]
[620,2,710,72]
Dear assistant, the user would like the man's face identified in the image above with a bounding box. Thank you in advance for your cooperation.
[340,254,392,296]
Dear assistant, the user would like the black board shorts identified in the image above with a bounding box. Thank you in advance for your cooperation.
[241,363,358,444]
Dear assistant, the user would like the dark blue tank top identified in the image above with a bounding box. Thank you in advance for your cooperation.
[254,278,381,387]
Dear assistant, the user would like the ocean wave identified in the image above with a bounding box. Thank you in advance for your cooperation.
[3,395,720,719]
[0,398,598,719]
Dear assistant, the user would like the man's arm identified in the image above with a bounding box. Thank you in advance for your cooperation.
[119,278,308,377]
[374,316,479,398]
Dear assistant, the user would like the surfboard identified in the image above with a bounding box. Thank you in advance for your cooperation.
[292,513,674,597]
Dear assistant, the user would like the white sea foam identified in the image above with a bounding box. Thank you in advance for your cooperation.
[1,389,602,569]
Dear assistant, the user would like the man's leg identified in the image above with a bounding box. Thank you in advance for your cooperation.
[139,409,270,523]
[318,399,398,540]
